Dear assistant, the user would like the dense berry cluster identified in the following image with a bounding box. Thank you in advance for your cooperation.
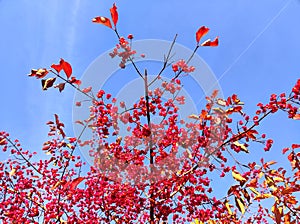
[1,3,299,224]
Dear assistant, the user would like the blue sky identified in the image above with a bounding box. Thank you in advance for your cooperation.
[0,0,300,210]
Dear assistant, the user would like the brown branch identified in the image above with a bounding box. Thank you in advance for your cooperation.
[148,34,178,87]
[5,137,42,175]
[49,70,95,101]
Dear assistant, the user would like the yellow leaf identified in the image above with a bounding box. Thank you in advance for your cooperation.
[233,141,249,153]
[269,170,284,182]
[191,219,200,224]
[216,99,227,106]
[9,168,16,177]
[265,175,275,187]
[186,148,193,159]
[284,213,291,223]
[232,170,247,182]
[51,181,62,191]
[60,217,68,223]
[242,189,251,203]
[266,160,277,166]
[212,107,226,114]
[254,193,273,200]
[225,200,233,215]
[235,197,245,214]
[273,176,284,182]
[248,187,259,195]
[27,191,33,198]
[188,114,199,119]
[269,185,278,192]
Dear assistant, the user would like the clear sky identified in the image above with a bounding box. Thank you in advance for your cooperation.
[0,0,300,212]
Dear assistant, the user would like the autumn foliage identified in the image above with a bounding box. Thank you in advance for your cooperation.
[0,3,299,224]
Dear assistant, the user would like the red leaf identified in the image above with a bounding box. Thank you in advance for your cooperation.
[70,77,82,86]
[82,86,92,93]
[282,186,297,194]
[41,77,56,90]
[54,114,66,138]
[0,137,7,145]
[51,59,72,79]
[212,89,219,98]
[110,3,118,27]
[292,144,300,149]
[75,120,84,125]
[246,129,258,140]
[42,145,50,151]
[54,114,60,127]
[28,68,49,79]
[210,37,219,46]
[59,129,66,139]
[69,177,85,191]
[226,106,243,115]
[55,83,66,92]
[62,181,70,191]
[51,63,62,73]
[28,209,39,217]
[273,204,282,224]
[201,37,219,47]
[60,59,72,79]
[196,26,209,43]
[92,16,112,29]
[54,115,64,130]
[282,147,290,154]
[292,114,300,120]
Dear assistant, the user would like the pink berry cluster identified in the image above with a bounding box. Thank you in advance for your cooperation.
[172,59,196,74]
[109,36,137,68]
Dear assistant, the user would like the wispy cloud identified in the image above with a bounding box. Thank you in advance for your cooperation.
[66,0,81,58]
